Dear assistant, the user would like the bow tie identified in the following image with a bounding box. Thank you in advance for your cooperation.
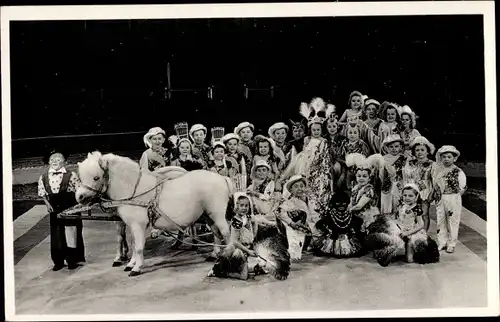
[50,171,63,175]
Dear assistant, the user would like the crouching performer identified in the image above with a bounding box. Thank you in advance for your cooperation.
[207,192,290,280]
[310,190,365,258]
[365,183,440,266]
[276,175,316,261]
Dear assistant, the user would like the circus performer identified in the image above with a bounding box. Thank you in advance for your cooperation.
[139,127,174,172]
[246,160,277,217]
[363,98,383,153]
[338,90,366,125]
[280,98,331,191]
[380,134,408,214]
[234,121,255,160]
[288,119,307,155]
[268,122,293,165]
[208,192,290,280]
[222,132,250,179]
[346,153,385,230]
[365,102,402,154]
[397,105,421,157]
[365,183,440,266]
[38,148,85,271]
[432,145,467,253]
[403,136,436,231]
[171,122,207,171]
[276,175,320,261]
[339,125,371,190]
[189,123,212,165]
[311,190,365,258]
[252,135,285,188]
[208,143,239,178]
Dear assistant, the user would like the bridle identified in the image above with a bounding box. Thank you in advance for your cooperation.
[79,161,166,204]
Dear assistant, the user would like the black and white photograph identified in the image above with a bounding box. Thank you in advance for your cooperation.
[2,2,498,320]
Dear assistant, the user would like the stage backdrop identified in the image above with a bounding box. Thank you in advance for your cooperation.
[9,16,485,160]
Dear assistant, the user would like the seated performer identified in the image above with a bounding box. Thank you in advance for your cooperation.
[170,122,207,171]
[38,148,85,271]
[208,192,289,280]
[311,191,365,258]
[139,127,175,172]
[276,175,318,261]
[365,183,440,267]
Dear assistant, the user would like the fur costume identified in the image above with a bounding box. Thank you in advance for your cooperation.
[365,184,440,267]
[311,191,365,258]
[213,194,290,281]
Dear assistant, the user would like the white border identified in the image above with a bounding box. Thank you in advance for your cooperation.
[2,2,498,320]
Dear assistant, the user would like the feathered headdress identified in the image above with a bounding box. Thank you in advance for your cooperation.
[399,105,418,128]
[326,103,337,120]
[346,153,385,181]
[300,97,327,127]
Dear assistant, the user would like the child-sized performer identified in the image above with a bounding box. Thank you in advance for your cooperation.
[380,134,407,214]
[252,135,285,186]
[234,121,255,160]
[268,122,292,166]
[403,136,436,231]
[246,160,277,218]
[139,127,173,172]
[208,127,239,178]
[171,122,207,171]
[365,183,440,266]
[276,175,317,261]
[189,123,212,165]
[397,105,421,157]
[222,133,250,179]
[432,145,467,253]
[338,90,366,125]
[311,191,365,258]
[346,153,385,231]
[208,193,290,280]
[38,149,85,271]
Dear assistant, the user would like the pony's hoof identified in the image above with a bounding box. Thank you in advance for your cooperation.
[120,256,129,262]
[112,261,122,267]
[129,271,140,277]
[124,266,133,272]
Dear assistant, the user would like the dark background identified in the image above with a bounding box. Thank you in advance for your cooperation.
[9,15,486,160]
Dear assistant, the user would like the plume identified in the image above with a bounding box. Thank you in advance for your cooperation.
[345,153,366,168]
[326,104,336,119]
[310,97,326,113]
[299,102,311,119]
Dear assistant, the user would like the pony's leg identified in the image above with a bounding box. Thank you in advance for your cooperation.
[128,221,148,276]
[206,225,223,261]
[112,222,128,267]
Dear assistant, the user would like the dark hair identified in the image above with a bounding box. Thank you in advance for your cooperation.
[308,122,323,137]
[411,143,432,156]
[211,144,227,154]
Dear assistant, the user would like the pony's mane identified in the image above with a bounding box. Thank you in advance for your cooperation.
[104,153,140,168]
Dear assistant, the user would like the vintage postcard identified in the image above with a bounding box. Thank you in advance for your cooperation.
[2,1,498,320]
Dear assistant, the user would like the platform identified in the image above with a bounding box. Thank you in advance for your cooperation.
[10,204,489,316]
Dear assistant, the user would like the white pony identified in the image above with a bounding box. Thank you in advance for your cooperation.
[75,151,233,276]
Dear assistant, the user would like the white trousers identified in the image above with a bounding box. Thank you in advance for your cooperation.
[64,226,77,248]
[435,194,462,248]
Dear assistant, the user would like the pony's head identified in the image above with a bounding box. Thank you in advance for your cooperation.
[75,151,109,204]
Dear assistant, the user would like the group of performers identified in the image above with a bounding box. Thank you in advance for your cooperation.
[138,90,467,280]
[37,90,467,279]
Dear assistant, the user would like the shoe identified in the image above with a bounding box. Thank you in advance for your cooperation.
[446,246,455,253]
[67,262,80,270]
[52,264,65,271]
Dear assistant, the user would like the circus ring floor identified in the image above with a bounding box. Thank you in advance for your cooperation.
[11,204,488,315]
